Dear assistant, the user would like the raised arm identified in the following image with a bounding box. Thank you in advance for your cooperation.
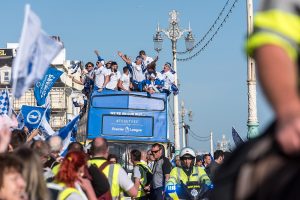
[118,51,131,65]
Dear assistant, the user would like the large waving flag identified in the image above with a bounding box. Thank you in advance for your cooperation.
[232,127,244,147]
[56,115,80,156]
[12,5,62,98]
[0,89,9,115]
[20,105,46,131]
[34,67,63,106]
[37,112,55,140]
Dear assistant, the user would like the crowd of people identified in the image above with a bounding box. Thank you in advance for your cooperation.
[70,50,178,100]
[0,115,229,200]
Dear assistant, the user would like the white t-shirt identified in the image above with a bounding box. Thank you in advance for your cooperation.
[120,73,130,91]
[142,56,154,67]
[118,166,135,192]
[106,71,121,90]
[94,66,110,89]
[131,62,145,82]
[162,70,175,89]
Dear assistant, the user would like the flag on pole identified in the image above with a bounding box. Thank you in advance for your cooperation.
[12,4,62,99]
[232,127,244,147]
[20,105,46,131]
[34,67,63,106]
[56,115,80,156]
[0,89,9,115]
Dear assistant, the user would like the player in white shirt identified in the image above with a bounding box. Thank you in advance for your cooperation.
[94,60,110,92]
[118,66,131,91]
[106,62,121,90]
[139,50,153,69]
[118,51,146,91]
[161,62,176,95]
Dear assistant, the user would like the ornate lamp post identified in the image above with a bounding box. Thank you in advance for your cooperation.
[153,10,194,153]
[246,0,259,139]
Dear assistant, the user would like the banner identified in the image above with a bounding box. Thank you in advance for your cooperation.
[34,67,63,106]
[12,4,62,98]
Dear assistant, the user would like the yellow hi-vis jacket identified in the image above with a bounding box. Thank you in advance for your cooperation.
[135,161,152,198]
[56,183,82,200]
[88,158,124,200]
[246,1,300,62]
[166,166,211,200]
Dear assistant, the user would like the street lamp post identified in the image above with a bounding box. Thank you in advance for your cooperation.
[153,10,194,153]
[246,0,259,139]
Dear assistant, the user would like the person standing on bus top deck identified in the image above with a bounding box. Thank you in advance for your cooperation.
[131,149,153,200]
[70,62,95,98]
[118,66,131,91]
[118,51,146,92]
[106,62,121,90]
[150,143,172,200]
[88,137,138,199]
[161,62,176,95]
[139,50,153,69]
[93,51,110,92]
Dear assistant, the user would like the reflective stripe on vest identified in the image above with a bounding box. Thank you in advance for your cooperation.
[174,166,208,184]
[88,159,123,200]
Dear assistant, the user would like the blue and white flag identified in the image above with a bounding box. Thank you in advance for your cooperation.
[20,105,46,131]
[232,127,244,147]
[12,5,63,99]
[56,115,80,156]
[69,61,82,75]
[0,89,9,115]
[37,111,55,140]
[34,67,63,106]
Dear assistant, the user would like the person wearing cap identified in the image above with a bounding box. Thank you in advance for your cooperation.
[166,147,211,200]
[118,51,146,91]
[70,62,95,98]
[93,51,110,92]
[161,62,176,95]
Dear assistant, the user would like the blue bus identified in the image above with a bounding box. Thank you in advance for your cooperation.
[77,90,173,169]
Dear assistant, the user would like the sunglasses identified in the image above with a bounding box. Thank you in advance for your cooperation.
[181,157,193,160]
[151,149,161,154]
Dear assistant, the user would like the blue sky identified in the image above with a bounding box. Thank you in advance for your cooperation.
[0,0,273,151]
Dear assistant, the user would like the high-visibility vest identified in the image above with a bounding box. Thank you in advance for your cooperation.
[56,183,82,200]
[89,158,124,200]
[135,161,152,197]
[166,166,211,200]
[246,9,300,61]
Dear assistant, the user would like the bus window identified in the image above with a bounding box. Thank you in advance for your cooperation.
[91,95,165,111]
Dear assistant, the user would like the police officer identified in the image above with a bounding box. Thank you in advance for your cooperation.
[166,147,212,200]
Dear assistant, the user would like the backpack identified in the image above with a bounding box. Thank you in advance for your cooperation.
[137,163,153,188]
[87,162,112,200]
[210,121,300,200]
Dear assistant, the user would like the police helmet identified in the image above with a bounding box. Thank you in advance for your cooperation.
[179,147,196,158]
